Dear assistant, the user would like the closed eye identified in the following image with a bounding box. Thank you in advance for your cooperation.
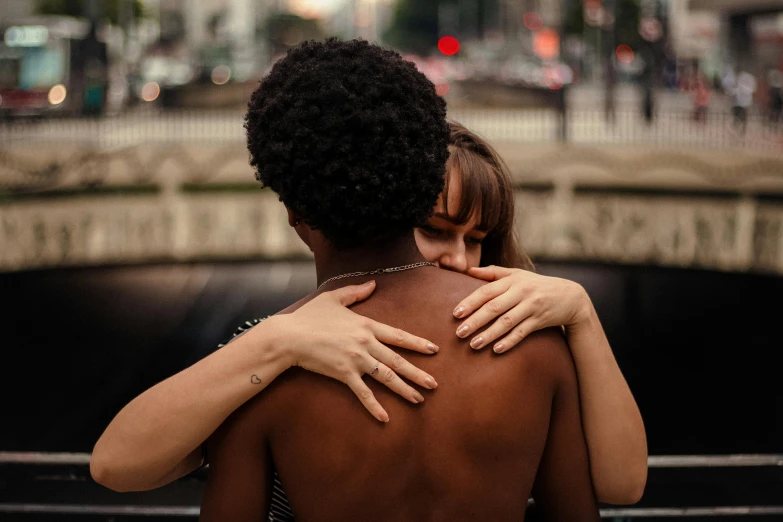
[419,225,442,237]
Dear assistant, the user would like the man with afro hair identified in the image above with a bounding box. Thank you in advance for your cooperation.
[200,39,599,522]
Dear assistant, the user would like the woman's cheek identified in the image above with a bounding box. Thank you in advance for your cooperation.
[414,229,439,263]
[465,246,482,270]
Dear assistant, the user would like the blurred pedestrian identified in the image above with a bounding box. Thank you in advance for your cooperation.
[605,65,617,125]
[640,58,655,125]
[643,83,654,124]
[712,73,722,93]
[690,73,712,123]
[767,68,783,125]
[729,71,757,133]
[721,67,736,96]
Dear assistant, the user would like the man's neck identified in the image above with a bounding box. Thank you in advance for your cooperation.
[314,234,426,288]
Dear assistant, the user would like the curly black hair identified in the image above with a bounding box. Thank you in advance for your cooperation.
[245,39,450,249]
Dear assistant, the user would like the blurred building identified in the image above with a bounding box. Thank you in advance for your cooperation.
[327,0,395,42]
[473,0,562,52]
[687,0,783,75]
[0,0,34,20]
[668,1,721,77]
[149,0,271,81]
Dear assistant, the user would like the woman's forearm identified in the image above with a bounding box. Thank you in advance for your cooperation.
[565,296,648,505]
[90,317,292,492]
[90,283,441,492]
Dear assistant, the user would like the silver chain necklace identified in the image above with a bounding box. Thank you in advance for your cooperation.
[317,261,436,290]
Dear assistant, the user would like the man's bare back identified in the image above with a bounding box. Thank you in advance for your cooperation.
[201,267,599,521]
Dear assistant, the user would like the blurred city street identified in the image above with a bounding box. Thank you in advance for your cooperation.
[2,0,783,520]
[3,84,780,152]
[2,111,780,158]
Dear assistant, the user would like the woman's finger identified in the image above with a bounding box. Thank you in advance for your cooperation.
[466,265,516,282]
[453,278,510,320]
[369,342,438,390]
[470,304,533,350]
[365,358,425,406]
[371,321,439,354]
[492,317,541,354]
[328,280,377,306]
[456,290,522,341]
[346,375,389,423]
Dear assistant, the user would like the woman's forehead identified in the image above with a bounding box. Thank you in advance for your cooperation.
[435,167,489,231]
[440,170,462,207]
[433,199,481,229]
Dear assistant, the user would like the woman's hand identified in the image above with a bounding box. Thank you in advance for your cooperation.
[452,266,590,354]
[272,280,439,423]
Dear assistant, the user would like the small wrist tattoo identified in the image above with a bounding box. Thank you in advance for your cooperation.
[250,374,262,385]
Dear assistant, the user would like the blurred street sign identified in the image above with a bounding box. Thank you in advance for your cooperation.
[4,25,48,47]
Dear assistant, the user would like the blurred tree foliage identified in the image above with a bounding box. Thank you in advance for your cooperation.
[384,0,440,55]
[385,0,641,56]
[265,13,324,56]
[36,0,146,24]
[615,0,642,49]
[563,0,641,47]
[385,0,503,55]
[563,0,586,36]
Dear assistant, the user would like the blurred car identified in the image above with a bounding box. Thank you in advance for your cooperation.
[499,58,573,90]
[0,16,109,118]
[132,54,194,104]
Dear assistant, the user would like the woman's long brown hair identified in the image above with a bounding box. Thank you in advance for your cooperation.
[442,121,534,271]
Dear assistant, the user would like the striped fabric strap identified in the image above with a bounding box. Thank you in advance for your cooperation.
[216,318,268,349]
[217,318,296,522]
[268,472,295,522]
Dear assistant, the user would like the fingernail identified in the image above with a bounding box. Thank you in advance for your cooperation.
[493,343,504,354]
[470,336,484,349]
[427,342,439,353]
[457,325,470,337]
[413,391,425,403]
[366,280,376,286]
[424,376,438,389]
[380,411,389,422]
[453,306,465,318]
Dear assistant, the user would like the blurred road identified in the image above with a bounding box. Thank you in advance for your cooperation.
[1,85,780,154]
[567,83,706,111]
[1,109,778,152]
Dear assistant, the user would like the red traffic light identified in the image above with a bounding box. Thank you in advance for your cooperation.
[438,36,460,56]
[616,44,635,64]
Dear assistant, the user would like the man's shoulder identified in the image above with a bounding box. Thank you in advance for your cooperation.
[506,327,576,387]
[516,327,570,360]
[424,268,487,302]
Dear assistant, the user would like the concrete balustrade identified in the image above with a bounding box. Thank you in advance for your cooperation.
[3,110,783,273]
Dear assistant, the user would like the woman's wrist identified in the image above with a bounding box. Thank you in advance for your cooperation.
[564,289,608,356]
[243,315,297,377]
[566,282,594,327]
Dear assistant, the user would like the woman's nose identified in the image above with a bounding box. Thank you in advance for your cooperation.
[439,242,468,274]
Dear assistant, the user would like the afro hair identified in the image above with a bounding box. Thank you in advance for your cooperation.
[245,38,450,249]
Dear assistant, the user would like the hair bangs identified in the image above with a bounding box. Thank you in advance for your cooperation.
[442,146,505,233]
